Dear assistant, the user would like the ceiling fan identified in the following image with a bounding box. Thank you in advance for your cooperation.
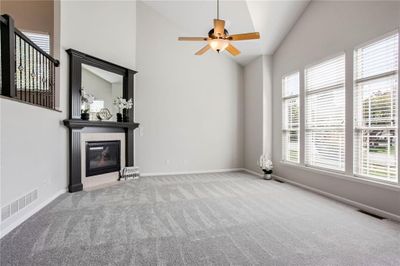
[178,0,260,56]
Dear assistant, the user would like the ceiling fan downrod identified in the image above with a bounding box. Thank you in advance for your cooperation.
[217,0,220,20]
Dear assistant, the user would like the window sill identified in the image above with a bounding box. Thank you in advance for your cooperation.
[279,160,400,192]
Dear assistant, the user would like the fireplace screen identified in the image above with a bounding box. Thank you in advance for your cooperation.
[86,140,121,177]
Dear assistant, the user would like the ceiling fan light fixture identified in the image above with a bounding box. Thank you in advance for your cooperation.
[177,0,259,56]
[208,38,229,53]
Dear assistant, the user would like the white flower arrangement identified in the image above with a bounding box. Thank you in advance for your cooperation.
[259,155,273,172]
[81,88,95,113]
[113,97,133,113]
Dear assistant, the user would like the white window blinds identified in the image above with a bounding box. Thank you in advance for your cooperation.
[354,32,398,182]
[282,72,300,163]
[305,55,345,171]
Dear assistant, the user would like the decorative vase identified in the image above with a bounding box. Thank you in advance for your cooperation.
[116,113,122,122]
[263,169,273,180]
[81,112,90,120]
[122,109,129,122]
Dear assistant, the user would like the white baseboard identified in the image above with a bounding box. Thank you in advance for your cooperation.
[272,174,400,223]
[241,168,263,177]
[1,188,67,239]
[140,168,244,177]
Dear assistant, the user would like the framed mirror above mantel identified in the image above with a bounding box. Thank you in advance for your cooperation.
[63,49,139,193]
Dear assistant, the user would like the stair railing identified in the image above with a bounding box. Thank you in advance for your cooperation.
[0,14,60,110]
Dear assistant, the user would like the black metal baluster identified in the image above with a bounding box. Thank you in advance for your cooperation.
[28,44,31,103]
[49,59,52,109]
[14,34,18,99]
[36,50,38,105]
[44,58,47,107]
[31,46,34,105]
[52,62,55,109]
[23,40,26,102]
[47,59,50,108]
[15,35,19,99]
[37,52,43,106]
[40,55,47,107]
[44,56,46,107]
[35,50,38,105]
[34,49,37,104]
[15,35,18,99]
[38,52,40,105]
[42,54,44,106]
[31,46,33,104]
[18,36,22,100]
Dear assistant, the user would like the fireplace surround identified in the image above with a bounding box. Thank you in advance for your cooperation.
[63,49,139,192]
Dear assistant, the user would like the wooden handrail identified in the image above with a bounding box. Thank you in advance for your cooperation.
[0,15,7,24]
[14,28,59,66]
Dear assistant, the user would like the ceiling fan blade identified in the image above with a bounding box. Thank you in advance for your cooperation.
[195,45,211,55]
[213,19,225,37]
[225,44,240,56]
[229,32,260,41]
[178,37,208,41]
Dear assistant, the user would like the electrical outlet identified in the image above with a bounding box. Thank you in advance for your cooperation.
[165,159,170,165]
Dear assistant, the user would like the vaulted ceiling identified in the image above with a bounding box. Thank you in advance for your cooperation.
[142,0,310,65]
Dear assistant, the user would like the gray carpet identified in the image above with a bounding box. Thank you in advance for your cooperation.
[1,171,400,265]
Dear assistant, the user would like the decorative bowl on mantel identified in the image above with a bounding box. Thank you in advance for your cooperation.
[96,108,112,121]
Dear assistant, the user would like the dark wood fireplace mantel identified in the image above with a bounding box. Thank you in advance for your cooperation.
[63,119,139,130]
[64,49,139,193]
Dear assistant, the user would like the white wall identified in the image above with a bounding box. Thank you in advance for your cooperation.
[135,1,244,174]
[244,57,263,173]
[263,56,272,161]
[0,99,68,235]
[272,1,400,217]
[0,0,137,236]
[243,55,272,174]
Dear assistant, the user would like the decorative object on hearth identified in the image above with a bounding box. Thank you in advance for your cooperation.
[80,88,94,120]
[96,108,112,121]
[118,166,140,181]
[113,97,133,122]
[259,155,273,180]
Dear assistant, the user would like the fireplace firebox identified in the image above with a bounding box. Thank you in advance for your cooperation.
[86,141,121,177]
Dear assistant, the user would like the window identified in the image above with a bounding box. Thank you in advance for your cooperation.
[282,72,300,163]
[354,32,398,182]
[305,55,346,171]
[22,31,51,54]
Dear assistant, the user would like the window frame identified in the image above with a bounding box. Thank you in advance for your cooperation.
[281,71,300,164]
[353,30,399,184]
[304,53,346,172]
[279,30,400,188]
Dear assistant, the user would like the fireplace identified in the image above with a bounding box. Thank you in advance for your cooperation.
[85,140,121,177]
